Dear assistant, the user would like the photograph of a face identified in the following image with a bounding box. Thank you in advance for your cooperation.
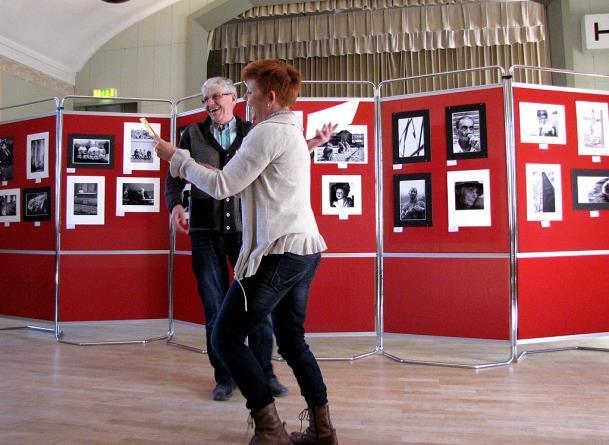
[525,164,563,221]
[0,188,20,223]
[571,169,609,210]
[22,187,51,222]
[393,173,432,227]
[0,136,15,181]
[123,122,161,173]
[576,101,609,156]
[447,169,491,227]
[66,176,105,226]
[392,110,430,164]
[26,132,49,180]
[446,104,487,160]
[314,125,367,164]
[519,102,566,145]
[67,134,114,169]
[321,175,362,216]
[116,177,160,214]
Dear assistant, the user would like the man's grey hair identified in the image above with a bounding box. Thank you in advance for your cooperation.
[202,77,237,95]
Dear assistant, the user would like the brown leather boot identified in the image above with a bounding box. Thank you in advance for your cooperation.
[289,404,337,445]
[248,402,291,445]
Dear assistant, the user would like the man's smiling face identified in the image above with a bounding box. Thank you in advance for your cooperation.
[202,84,236,125]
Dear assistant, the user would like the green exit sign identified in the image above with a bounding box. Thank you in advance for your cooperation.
[93,88,118,97]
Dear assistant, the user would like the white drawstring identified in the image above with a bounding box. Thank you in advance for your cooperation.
[234,277,248,312]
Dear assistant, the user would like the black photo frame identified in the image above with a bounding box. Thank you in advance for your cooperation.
[571,169,609,210]
[22,186,51,222]
[446,103,488,160]
[393,173,432,227]
[67,134,115,169]
[392,109,431,164]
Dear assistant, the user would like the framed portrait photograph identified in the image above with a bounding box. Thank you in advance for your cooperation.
[116,177,160,214]
[0,136,15,181]
[26,132,49,180]
[519,102,567,145]
[67,134,114,169]
[0,188,20,223]
[447,169,491,227]
[313,125,367,164]
[123,121,161,173]
[22,187,51,222]
[393,173,432,227]
[571,169,609,210]
[321,175,362,216]
[66,176,105,226]
[392,110,430,164]
[525,164,563,221]
[445,103,487,160]
[576,101,609,156]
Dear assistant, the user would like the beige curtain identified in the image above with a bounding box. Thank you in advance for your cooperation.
[209,0,550,96]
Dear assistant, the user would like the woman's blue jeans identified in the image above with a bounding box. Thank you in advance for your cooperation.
[211,252,328,411]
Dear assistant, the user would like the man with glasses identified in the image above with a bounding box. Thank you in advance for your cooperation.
[165,77,288,401]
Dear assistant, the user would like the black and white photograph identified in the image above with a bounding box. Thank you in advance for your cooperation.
[0,136,15,181]
[519,102,567,145]
[393,173,432,227]
[571,169,609,211]
[67,134,114,169]
[321,175,362,216]
[576,101,609,156]
[123,121,161,173]
[116,177,160,214]
[66,176,105,226]
[392,110,431,164]
[525,164,563,221]
[313,125,367,164]
[26,132,49,180]
[447,169,491,227]
[446,103,487,160]
[0,188,20,223]
[181,183,191,220]
[22,187,51,222]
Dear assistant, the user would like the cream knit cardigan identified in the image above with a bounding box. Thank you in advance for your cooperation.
[170,110,327,279]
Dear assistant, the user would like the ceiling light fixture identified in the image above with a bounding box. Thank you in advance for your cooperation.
[102,0,131,3]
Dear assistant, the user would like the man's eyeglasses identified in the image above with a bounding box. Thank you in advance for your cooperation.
[201,93,232,104]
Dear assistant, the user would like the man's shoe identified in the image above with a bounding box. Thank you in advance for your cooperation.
[268,377,288,398]
[212,382,234,401]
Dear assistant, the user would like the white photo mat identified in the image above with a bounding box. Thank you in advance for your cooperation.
[313,124,368,164]
[66,176,105,226]
[519,102,567,145]
[447,169,491,227]
[116,177,160,214]
[0,188,20,223]
[26,131,49,180]
[321,174,362,216]
[525,163,563,221]
[123,121,161,173]
[576,101,609,156]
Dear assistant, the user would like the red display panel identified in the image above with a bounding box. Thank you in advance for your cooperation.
[0,115,56,251]
[383,257,510,340]
[0,254,55,320]
[59,254,168,321]
[381,87,509,253]
[514,86,609,252]
[60,113,171,251]
[518,256,609,339]
[172,254,203,324]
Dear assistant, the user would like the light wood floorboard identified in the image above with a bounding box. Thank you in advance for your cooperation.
[1,318,609,444]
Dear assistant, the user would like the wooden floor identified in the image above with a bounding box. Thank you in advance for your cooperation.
[2,318,609,445]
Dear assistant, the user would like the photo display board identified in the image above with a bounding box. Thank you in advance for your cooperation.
[380,86,510,340]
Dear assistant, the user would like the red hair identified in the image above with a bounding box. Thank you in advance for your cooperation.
[241,59,302,107]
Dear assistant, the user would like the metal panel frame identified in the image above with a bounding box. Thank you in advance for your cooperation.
[0,98,59,337]
[378,66,518,369]
[55,95,174,346]
[509,65,609,360]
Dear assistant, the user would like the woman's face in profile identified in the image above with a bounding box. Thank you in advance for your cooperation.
[244,79,268,125]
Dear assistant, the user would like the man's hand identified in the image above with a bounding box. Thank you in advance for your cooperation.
[307,122,338,153]
[171,204,189,234]
[154,135,177,161]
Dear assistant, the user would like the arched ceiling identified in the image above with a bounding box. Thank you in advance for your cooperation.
[0,0,308,85]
